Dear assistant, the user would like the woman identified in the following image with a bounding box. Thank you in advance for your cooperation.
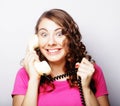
[12,9,110,106]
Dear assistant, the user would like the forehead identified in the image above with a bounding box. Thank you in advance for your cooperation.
[38,18,61,31]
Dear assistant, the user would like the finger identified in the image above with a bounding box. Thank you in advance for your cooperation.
[81,58,94,68]
[75,62,80,68]
[76,58,92,69]
[28,52,39,63]
[77,68,86,74]
[75,61,94,73]
[24,51,37,68]
[78,63,95,75]
[81,58,90,65]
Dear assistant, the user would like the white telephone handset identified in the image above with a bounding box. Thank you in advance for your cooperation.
[28,34,51,75]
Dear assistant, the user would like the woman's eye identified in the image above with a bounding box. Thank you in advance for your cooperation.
[56,31,63,37]
[40,32,48,37]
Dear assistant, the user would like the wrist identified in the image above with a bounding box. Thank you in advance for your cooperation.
[29,77,41,85]
[82,87,94,97]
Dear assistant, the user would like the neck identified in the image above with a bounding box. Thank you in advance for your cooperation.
[49,61,66,77]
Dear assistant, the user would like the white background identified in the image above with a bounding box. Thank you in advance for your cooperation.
[0,0,120,105]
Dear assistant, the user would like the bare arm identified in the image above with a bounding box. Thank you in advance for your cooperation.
[13,95,24,106]
[12,49,41,106]
[22,78,40,106]
[97,95,110,106]
[76,58,110,106]
[83,87,110,106]
[12,78,40,106]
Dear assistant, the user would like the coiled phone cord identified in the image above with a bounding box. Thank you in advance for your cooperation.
[44,70,86,106]
[77,76,86,106]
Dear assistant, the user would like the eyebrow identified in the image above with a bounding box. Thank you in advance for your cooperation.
[38,28,62,32]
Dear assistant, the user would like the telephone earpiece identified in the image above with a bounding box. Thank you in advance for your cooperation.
[28,34,39,51]
[28,34,51,76]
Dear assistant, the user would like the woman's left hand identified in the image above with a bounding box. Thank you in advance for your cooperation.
[75,58,95,88]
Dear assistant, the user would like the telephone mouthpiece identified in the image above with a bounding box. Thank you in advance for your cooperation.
[34,61,51,75]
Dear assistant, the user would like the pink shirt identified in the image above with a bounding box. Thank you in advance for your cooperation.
[12,64,108,106]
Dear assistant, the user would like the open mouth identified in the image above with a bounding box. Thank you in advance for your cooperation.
[47,48,61,54]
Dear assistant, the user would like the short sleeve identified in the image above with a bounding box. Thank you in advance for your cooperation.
[11,67,29,97]
[93,64,109,97]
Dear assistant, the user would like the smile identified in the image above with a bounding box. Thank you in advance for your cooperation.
[47,49,61,53]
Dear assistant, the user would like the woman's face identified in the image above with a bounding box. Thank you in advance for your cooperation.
[37,18,69,63]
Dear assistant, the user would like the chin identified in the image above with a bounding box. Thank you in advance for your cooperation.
[47,56,65,63]
[48,58,60,62]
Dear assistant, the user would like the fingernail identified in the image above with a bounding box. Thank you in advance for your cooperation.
[75,63,80,68]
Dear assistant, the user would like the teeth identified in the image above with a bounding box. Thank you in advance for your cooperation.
[48,49,58,53]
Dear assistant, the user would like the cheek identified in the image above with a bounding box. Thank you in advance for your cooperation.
[62,39,69,52]
[58,36,68,46]
[38,38,47,46]
[38,39,46,52]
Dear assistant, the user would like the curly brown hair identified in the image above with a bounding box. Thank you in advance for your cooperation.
[35,9,96,93]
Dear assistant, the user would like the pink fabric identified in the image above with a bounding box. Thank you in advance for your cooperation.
[12,64,108,106]
[38,81,82,106]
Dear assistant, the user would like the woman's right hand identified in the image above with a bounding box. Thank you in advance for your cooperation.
[23,49,41,80]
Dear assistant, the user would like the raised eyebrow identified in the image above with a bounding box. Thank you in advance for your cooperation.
[38,28,47,32]
[38,28,62,32]
[54,28,62,31]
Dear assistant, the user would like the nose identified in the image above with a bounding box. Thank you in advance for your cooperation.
[48,34,56,46]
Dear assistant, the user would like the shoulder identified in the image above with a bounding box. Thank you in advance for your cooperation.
[16,67,27,75]
[12,67,29,96]
[15,67,29,81]
[93,63,109,97]
[93,63,107,87]
[93,63,104,77]
[92,63,106,83]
